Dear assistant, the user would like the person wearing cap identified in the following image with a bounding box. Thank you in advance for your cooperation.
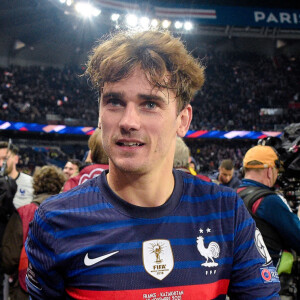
[238,145,300,267]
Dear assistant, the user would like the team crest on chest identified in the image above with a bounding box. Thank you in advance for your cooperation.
[197,228,220,275]
[142,239,174,280]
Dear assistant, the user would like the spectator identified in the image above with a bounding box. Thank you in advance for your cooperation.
[63,159,81,179]
[0,142,33,209]
[211,159,241,189]
[1,165,66,300]
[62,128,109,192]
[174,137,211,182]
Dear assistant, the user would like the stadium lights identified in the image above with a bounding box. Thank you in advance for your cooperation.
[75,2,101,18]
[174,21,183,29]
[111,13,120,22]
[151,19,159,28]
[66,0,72,6]
[162,20,171,29]
[126,14,138,27]
[59,0,66,3]
[140,17,150,30]
[184,21,193,31]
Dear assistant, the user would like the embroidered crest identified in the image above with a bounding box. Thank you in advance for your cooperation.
[142,239,174,280]
[197,228,220,268]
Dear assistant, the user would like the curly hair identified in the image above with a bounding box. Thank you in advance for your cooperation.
[85,30,205,112]
[33,165,66,195]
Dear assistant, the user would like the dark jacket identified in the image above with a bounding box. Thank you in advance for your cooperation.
[1,193,51,300]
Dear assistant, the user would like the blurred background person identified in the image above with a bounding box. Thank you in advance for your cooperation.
[62,128,109,192]
[211,159,241,189]
[0,142,33,209]
[237,145,300,299]
[63,159,81,179]
[1,165,66,300]
[174,137,211,182]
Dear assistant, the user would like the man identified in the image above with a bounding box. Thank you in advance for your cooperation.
[174,137,211,182]
[63,159,81,179]
[0,142,33,209]
[237,145,300,265]
[62,128,109,192]
[26,31,280,299]
[2,165,66,300]
[211,159,241,189]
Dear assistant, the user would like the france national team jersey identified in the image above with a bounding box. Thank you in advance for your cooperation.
[25,170,280,299]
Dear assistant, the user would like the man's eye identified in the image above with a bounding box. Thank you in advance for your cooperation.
[144,101,157,109]
[107,98,122,106]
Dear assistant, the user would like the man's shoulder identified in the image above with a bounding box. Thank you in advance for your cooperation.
[178,169,236,197]
[17,172,33,182]
[227,175,241,188]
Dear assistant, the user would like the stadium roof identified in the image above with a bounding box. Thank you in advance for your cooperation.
[0,0,300,67]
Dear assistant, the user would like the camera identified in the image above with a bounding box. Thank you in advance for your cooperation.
[258,123,300,213]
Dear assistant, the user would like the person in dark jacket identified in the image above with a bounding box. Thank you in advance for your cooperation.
[211,159,241,189]
[1,165,66,300]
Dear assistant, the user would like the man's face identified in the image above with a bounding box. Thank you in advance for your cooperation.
[99,67,192,175]
[0,148,17,176]
[218,167,234,184]
[63,162,79,179]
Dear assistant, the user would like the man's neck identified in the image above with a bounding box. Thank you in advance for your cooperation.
[107,167,175,207]
[9,169,19,180]
[244,172,271,188]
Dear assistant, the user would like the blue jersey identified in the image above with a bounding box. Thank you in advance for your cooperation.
[25,170,280,299]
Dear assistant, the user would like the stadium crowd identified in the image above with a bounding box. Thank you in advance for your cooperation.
[0,52,299,130]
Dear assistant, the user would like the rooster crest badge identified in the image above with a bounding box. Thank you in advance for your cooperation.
[197,228,220,267]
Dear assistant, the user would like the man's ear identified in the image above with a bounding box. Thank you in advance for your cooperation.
[266,167,272,179]
[14,154,19,165]
[177,104,192,137]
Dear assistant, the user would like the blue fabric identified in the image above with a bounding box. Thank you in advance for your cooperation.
[25,170,280,299]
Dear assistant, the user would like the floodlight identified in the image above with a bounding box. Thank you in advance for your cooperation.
[151,19,159,28]
[59,0,66,3]
[162,20,171,29]
[66,0,72,6]
[75,2,101,18]
[174,21,183,29]
[126,14,138,27]
[92,8,101,17]
[111,13,120,22]
[184,21,193,30]
[140,17,150,30]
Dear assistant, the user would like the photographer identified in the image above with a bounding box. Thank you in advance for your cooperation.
[237,145,300,298]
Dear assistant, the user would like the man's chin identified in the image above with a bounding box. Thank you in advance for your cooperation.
[111,162,148,175]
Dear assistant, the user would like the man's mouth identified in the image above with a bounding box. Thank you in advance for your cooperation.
[116,142,144,147]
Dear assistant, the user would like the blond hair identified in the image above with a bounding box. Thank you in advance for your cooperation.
[85,30,205,111]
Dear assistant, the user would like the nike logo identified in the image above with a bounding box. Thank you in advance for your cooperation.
[84,251,119,266]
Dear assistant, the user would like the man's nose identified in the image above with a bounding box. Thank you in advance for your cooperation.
[119,103,141,132]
